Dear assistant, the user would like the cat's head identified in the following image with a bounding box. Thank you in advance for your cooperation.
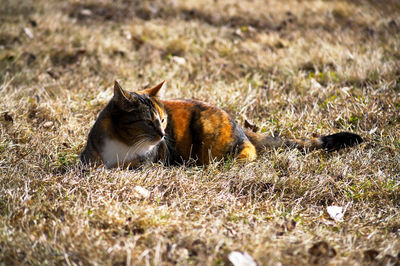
[110,81,168,146]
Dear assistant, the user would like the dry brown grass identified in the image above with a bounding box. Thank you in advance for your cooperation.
[1,0,400,265]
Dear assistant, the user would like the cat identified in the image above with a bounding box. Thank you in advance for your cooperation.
[80,81,363,168]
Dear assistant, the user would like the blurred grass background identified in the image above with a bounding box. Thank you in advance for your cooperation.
[0,0,399,265]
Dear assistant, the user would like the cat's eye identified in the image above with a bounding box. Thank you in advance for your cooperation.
[161,118,165,123]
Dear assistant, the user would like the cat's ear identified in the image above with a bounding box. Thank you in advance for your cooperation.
[142,81,166,97]
[113,81,130,103]
[113,81,136,111]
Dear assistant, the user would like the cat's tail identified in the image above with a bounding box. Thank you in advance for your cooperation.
[245,131,363,152]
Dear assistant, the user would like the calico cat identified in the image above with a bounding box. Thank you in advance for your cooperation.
[80,81,363,168]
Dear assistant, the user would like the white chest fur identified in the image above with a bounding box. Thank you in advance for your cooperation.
[101,138,155,168]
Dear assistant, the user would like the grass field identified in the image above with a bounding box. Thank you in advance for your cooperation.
[1,0,400,265]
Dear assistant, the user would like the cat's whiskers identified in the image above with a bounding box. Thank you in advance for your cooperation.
[130,138,151,153]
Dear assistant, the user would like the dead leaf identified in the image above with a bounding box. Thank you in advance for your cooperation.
[327,203,349,222]
[228,251,256,266]
[285,219,296,231]
[171,56,186,65]
[244,119,259,132]
[363,249,379,262]
[43,121,54,128]
[23,27,34,39]
[80,8,93,17]
[4,112,13,123]
[46,69,60,80]
[134,186,151,199]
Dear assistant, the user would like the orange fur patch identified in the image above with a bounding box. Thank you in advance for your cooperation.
[201,109,232,159]
[237,141,257,162]
[163,100,193,161]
